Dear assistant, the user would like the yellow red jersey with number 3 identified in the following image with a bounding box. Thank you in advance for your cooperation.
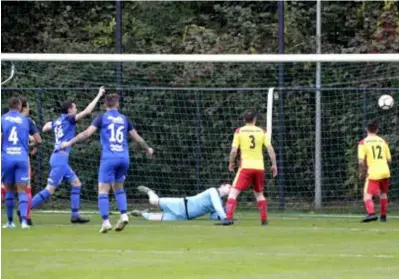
[358,135,391,180]
[232,124,271,170]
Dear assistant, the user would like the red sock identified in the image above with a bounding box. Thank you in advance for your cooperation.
[257,200,267,222]
[226,198,237,220]
[365,199,375,215]
[1,186,5,201]
[380,198,388,216]
[26,188,32,219]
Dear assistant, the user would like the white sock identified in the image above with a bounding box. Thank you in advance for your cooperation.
[121,213,128,221]
[148,191,159,204]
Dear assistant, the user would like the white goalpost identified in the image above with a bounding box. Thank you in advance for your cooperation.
[1,53,398,213]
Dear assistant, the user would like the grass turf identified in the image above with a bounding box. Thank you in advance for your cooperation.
[2,212,398,279]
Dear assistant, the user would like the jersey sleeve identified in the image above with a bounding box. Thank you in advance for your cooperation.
[127,118,135,132]
[232,128,240,148]
[263,131,271,147]
[91,114,103,128]
[358,140,365,160]
[209,188,226,220]
[28,118,39,135]
[67,114,77,124]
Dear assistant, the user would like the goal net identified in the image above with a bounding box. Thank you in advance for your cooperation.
[1,54,398,214]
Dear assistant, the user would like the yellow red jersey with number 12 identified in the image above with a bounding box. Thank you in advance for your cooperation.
[358,135,391,180]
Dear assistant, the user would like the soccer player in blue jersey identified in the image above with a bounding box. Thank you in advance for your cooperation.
[1,97,42,229]
[131,182,231,221]
[31,87,105,223]
[61,93,153,233]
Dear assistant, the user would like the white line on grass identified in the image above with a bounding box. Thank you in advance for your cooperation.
[33,210,399,219]
[19,224,399,232]
[3,248,395,259]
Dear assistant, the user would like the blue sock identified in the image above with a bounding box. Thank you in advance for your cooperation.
[18,192,28,221]
[114,188,127,214]
[5,191,15,223]
[31,189,51,208]
[71,186,81,218]
[98,193,109,220]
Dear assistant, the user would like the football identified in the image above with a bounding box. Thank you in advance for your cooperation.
[378,94,394,110]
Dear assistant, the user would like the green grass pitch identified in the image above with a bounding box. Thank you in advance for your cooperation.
[2,212,398,279]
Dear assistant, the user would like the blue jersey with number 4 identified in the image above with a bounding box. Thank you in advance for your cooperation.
[51,114,77,154]
[1,110,38,159]
[92,109,135,160]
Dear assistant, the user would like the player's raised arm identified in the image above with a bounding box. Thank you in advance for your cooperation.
[229,128,240,172]
[74,86,105,122]
[128,127,153,157]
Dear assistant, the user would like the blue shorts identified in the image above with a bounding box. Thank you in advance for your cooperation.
[99,158,129,184]
[159,198,187,221]
[47,153,78,187]
[1,156,30,185]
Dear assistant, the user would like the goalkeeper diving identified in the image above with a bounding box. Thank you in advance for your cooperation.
[131,182,231,221]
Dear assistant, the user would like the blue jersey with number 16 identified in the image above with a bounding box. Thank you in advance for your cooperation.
[92,109,135,160]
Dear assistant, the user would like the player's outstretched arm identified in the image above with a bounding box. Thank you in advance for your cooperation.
[129,130,153,157]
[42,121,52,133]
[267,144,278,177]
[62,125,97,149]
[209,188,227,220]
[74,86,105,122]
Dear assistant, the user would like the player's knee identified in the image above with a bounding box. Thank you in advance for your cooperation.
[71,178,81,187]
[253,191,265,201]
[45,185,56,195]
[228,188,240,199]
[112,183,124,191]
[380,193,388,199]
[98,183,111,193]
[363,193,372,202]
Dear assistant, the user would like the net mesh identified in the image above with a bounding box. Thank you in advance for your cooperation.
[1,61,398,213]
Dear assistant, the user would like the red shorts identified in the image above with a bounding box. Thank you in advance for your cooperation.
[233,168,265,193]
[364,178,390,195]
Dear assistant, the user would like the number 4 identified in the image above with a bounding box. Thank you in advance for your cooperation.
[8,126,18,144]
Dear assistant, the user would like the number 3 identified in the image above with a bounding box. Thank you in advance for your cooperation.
[249,135,255,149]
